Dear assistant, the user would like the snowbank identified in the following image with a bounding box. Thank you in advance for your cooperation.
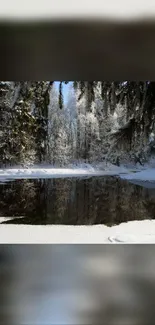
[120,168,155,181]
[0,220,155,243]
[0,165,132,180]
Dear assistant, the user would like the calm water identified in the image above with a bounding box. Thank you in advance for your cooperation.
[0,176,155,226]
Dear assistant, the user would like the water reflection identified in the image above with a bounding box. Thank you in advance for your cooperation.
[0,176,155,225]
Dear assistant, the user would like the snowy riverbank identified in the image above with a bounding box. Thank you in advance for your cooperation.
[120,168,155,181]
[0,220,155,243]
[0,164,143,180]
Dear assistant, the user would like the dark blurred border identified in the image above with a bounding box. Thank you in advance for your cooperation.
[1,19,155,80]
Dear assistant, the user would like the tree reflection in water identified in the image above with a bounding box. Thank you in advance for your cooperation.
[0,176,155,225]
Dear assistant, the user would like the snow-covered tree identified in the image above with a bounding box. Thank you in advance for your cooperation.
[65,84,77,161]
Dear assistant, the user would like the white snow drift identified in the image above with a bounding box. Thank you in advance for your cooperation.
[0,165,131,180]
[0,220,155,243]
[120,168,155,181]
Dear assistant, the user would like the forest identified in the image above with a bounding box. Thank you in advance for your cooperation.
[1,81,155,167]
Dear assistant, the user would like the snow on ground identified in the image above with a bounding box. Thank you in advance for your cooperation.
[0,164,138,180]
[0,220,155,243]
[120,168,155,181]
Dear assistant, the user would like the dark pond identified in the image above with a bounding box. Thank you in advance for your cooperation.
[0,176,155,226]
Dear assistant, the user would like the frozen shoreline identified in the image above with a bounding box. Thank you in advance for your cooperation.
[0,164,141,180]
[120,168,155,181]
[0,220,155,243]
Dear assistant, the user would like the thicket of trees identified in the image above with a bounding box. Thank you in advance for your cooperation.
[0,81,51,166]
[1,81,155,167]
